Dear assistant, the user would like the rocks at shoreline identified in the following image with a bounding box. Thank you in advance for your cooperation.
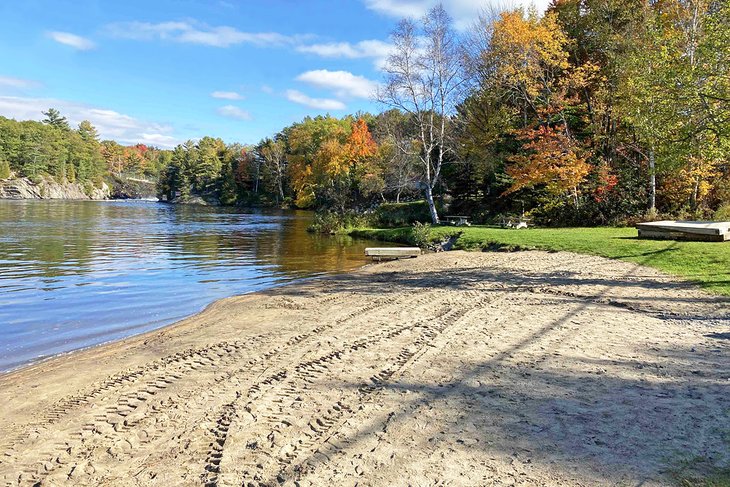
[107,175,157,200]
[0,177,110,200]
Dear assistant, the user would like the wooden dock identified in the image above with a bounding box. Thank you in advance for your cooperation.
[365,247,421,260]
[636,220,730,241]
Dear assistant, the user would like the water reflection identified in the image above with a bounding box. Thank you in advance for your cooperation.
[0,200,391,372]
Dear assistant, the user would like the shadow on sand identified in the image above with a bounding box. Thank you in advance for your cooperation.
[271,249,730,484]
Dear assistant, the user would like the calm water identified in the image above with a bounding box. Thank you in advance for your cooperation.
[0,200,390,372]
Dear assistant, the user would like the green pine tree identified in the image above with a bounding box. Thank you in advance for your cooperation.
[0,159,10,179]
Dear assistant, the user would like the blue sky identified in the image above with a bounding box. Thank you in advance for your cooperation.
[0,0,546,148]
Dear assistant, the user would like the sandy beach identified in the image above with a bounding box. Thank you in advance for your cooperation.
[0,250,728,486]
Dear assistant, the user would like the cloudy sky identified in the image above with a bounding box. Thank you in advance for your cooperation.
[0,0,547,148]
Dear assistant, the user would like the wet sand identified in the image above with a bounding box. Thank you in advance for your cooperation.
[0,250,728,486]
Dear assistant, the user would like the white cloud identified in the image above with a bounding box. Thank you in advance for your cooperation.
[216,105,252,120]
[0,96,181,148]
[296,70,378,99]
[47,31,96,50]
[285,90,346,111]
[364,0,431,18]
[106,21,307,48]
[139,133,178,145]
[211,90,243,100]
[363,0,550,30]
[296,39,395,69]
[297,42,361,58]
[260,84,273,94]
[0,76,41,90]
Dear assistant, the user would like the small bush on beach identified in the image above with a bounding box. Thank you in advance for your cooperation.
[410,221,432,248]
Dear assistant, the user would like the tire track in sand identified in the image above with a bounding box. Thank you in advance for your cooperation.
[4,290,436,486]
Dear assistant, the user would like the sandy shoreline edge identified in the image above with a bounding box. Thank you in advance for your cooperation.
[0,273,334,379]
[1,250,728,486]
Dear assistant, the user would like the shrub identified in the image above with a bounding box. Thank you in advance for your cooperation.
[308,211,372,234]
[714,203,730,221]
[374,201,439,227]
[410,221,432,247]
[645,207,659,222]
[0,160,10,180]
[83,181,96,197]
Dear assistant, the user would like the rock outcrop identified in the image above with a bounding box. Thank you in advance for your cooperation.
[108,176,157,200]
[0,177,110,200]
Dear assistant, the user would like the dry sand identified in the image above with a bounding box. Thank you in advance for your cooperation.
[0,250,728,486]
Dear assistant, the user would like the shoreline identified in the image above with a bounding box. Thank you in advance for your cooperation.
[0,200,370,375]
[0,272,327,377]
[1,250,728,485]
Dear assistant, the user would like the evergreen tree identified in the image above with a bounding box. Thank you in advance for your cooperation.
[42,108,70,131]
[0,159,10,179]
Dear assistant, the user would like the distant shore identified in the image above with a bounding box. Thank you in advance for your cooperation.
[0,176,110,200]
[1,250,728,485]
[0,175,158,201]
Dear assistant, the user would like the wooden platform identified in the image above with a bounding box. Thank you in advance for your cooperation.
[636,220,730,241]
[365,247,421,260]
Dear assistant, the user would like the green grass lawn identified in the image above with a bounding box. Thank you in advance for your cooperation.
[350,226,730,296]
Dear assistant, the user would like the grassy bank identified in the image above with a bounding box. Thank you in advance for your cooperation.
[350,226,730,296]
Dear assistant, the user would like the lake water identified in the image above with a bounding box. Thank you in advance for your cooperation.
[0,200,390,372]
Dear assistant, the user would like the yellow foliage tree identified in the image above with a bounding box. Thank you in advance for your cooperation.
[287,117,379,209]
[661,156,722,211]
[489,9,580,125]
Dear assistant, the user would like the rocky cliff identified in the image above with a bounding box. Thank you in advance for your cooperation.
[0,177,110,200]
[108,176,157,200]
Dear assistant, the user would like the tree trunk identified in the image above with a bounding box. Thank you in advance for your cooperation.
[649,149,656,211]
[425,185,439,224]
[691,177,700,211]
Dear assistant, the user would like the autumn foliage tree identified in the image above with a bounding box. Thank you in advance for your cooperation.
[6,1,727,226]
[285,116,380,212]
[505,126,592,208]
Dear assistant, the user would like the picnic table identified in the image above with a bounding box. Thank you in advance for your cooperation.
[443,215,471,226]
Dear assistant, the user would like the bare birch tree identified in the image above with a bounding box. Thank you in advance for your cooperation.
[256,137,287,204]
[378,4,464,223]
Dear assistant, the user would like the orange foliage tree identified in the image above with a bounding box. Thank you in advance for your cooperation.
[593,160,619,204]
[288,117,379,209]
[505,125,592,208]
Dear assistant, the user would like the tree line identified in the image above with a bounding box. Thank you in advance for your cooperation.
[160,0,730,225]
[156,114,415,208]
[2,1,728,225]
[0,109,170,189]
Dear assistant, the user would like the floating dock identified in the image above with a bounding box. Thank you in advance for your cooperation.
[365,247,421,260]
[636,220,730,241]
